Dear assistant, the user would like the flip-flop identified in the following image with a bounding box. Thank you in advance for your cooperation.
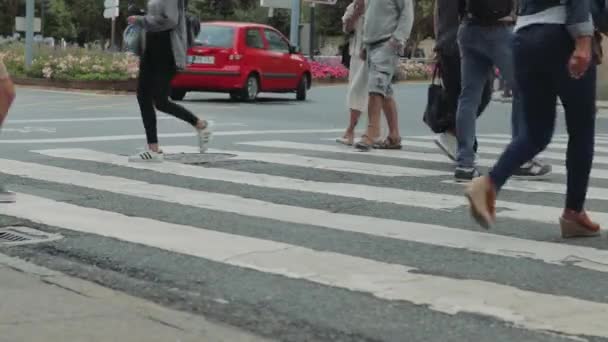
[373,136,402,150]
[355,135,382,152]
[336,136,354,146]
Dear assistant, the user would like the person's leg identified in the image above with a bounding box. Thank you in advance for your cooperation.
[152,63,211,152]
[0,61,15,126]
[383,95,398,134]
[466,25,561,228]
[340,55,366,145]
[557,64,601,237]
[491,25,552,179]
[375,42,401,149]
[0,61,16,203]
[356,42,395,150]
[455,24,493,180]
[434,52,461,160]
[135,58,161,152]
[356,93,384,148]
[153,67,200,128]
[558,58,598,214]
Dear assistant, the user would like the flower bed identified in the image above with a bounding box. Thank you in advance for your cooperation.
[1,43,431,91]
[310,56,432,82]
[310,61,349,81]
[396,60,433,81]
[1,44,138,81]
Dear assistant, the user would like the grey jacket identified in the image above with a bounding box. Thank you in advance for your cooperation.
[136,0,188,69]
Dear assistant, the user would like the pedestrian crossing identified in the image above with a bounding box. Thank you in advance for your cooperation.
[2,133,608,340]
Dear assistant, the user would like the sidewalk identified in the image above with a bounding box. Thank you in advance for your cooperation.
[0,253,272,342]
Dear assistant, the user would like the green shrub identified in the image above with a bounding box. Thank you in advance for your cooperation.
[0,43,139,81]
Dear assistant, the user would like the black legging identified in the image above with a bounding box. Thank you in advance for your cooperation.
[137,30,198,144]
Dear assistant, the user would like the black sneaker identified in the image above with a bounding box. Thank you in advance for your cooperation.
[455,167,481,183]
[513,160,552,180]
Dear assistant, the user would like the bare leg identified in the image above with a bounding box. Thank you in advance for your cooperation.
[361,93,383,144]
[0,78,16,126]
[344,109,361,138]
[382,96,400,140]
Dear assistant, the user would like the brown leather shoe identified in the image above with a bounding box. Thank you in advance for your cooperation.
[560,209,601,238]
[465,176,496,229]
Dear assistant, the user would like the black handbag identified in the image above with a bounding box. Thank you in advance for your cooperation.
[423,63,451,134]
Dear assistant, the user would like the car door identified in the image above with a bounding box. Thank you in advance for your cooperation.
[262,28,298,90]
[244,27,272,91]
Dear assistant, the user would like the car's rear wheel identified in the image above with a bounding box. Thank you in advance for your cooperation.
[170,89,187,101]
[296,75,308,101]
[240,74,259,102]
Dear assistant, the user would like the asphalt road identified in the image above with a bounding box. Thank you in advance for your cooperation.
[2,84,608,342]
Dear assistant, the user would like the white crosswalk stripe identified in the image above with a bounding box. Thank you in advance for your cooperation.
[3,193,608,338]
[406,137,608,165]
[239,140,608,179]
[3,138,608,339]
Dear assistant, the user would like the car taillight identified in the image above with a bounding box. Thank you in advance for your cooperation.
[229,54,243,61]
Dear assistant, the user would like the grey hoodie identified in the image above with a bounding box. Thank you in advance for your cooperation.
[136,0,188,69]
[363,0,414,45]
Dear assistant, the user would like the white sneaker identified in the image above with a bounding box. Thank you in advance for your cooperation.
[197,120,213,153]
[128,149,164,163]
[434,132,457,162]
[0,186,16,203]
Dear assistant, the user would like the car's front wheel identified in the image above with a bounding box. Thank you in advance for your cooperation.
[296,75,308,101]
[170,89,187,101]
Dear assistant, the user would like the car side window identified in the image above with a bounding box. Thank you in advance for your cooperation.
[264,29,290,53]
[246,29,264,49]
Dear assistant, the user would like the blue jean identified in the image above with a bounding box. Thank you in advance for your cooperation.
[455,23,525,168]
[489,24,597,212]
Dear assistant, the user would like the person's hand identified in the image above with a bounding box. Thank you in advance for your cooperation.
[569,36,592,79]
[389,37,404,54]
[127,16,139,25]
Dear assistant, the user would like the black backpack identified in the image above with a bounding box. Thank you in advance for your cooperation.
[465,0,513,24]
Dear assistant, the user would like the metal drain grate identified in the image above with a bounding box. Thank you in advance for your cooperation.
[0,227,62,246]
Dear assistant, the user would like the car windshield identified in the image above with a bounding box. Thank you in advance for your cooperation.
[196,25,235,48]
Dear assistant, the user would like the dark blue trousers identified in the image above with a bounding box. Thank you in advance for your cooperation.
[489,24,597,212]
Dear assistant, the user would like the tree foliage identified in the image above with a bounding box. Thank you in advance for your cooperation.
[0,0,435,47]
[44,0,77,40]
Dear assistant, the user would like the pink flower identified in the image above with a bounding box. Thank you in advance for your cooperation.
[309,61,349,80]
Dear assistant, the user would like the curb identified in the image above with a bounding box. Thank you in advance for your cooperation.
[13,77,137,92]
[13,77,431,94]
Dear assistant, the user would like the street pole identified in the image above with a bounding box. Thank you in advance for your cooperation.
[25,0,35,69]
[309,3,315,59]
[290,0,300,47]
[40,0,45,37]
[111,17,116,51]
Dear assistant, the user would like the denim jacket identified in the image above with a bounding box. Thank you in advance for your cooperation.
[516,0,594,38]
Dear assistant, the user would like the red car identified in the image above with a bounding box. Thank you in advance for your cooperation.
[170,21,312,102]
